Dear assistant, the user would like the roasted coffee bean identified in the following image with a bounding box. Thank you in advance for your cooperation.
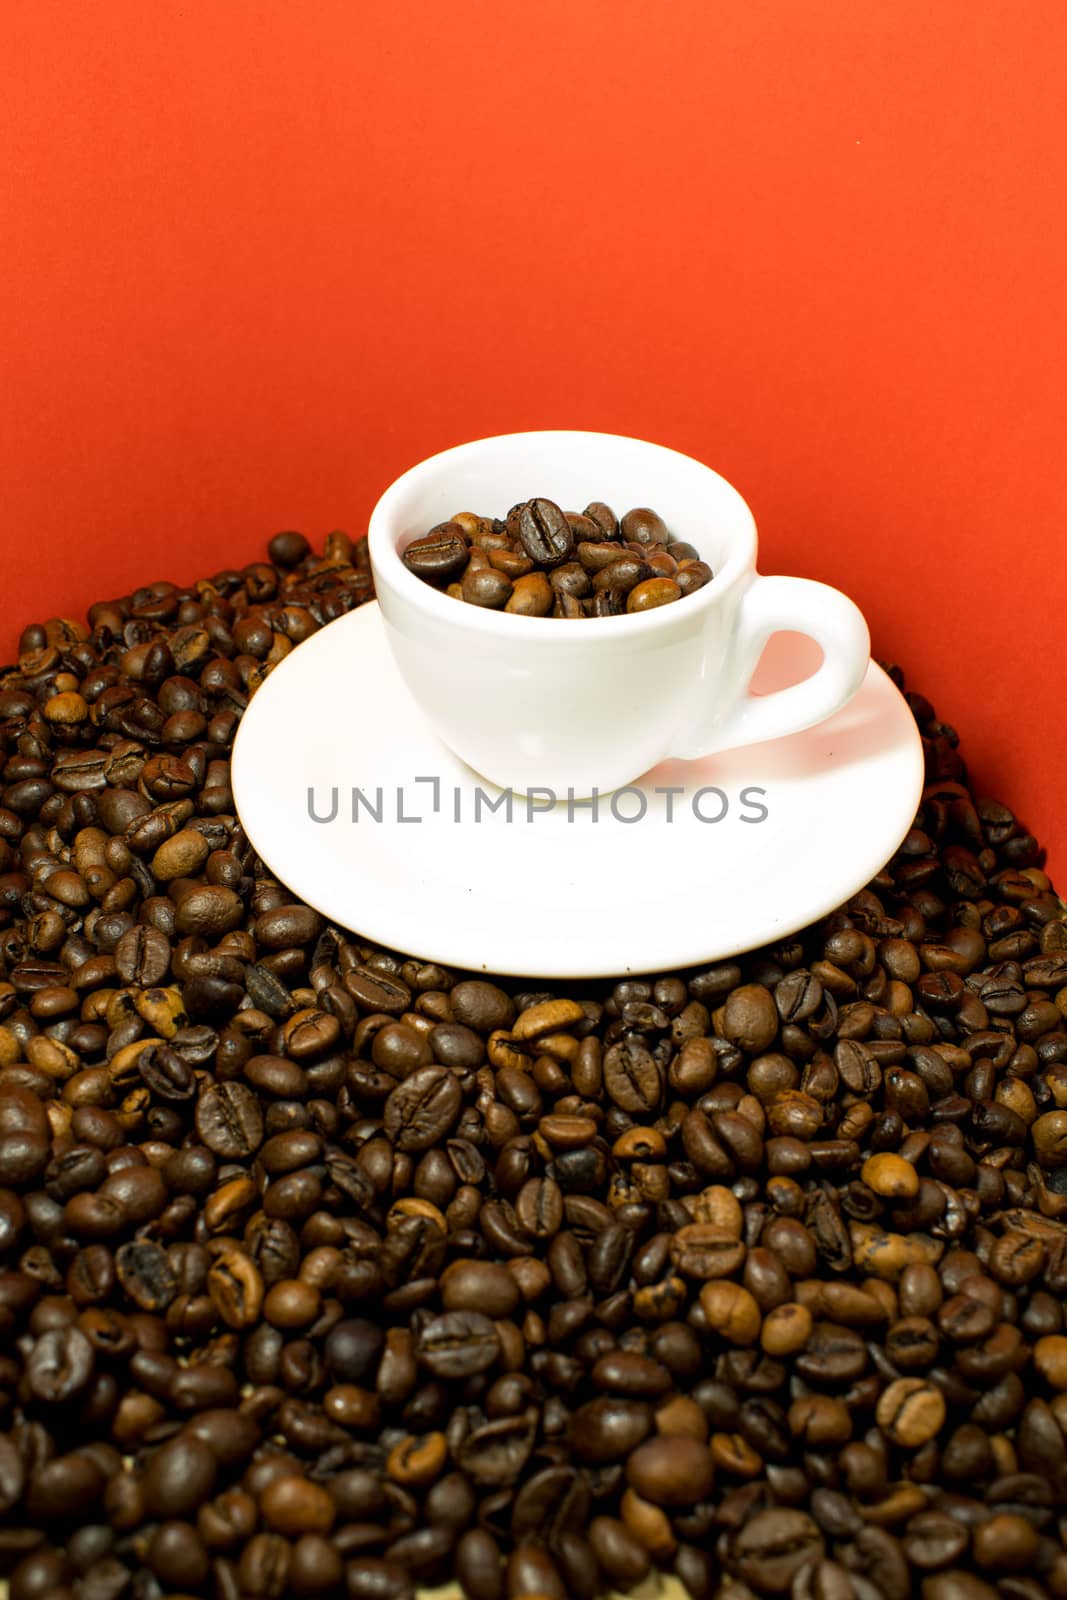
[113,925,171,986]
[603,1036,663,1112]
[137,1041,196,1101]
[626,1435,714,1506]
[505,570,553,616]
[876,1377,947,1446]
[208,1247,265,1329]
[733,1510,827,1593]
[456,1528,505,1600]
[142,1433,218,1518]
[514,1176,563,1238]
[836,1038,883,1096]
[26,1325,94,1402]
[569,1396,654,1463]
[402,524,469,583]
[416,1310,500,1378]
[510,497,573,568]
[384,1065,462,1150]
[114,1240,177,1311]
[195,1080,264,1157]
[456,1412,536,1485]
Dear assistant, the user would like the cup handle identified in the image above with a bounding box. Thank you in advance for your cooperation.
[671,573,871,759]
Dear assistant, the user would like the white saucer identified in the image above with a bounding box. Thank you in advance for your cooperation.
[232,602,924,978]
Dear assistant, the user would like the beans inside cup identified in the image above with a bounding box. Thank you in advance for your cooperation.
[401,498,714,616]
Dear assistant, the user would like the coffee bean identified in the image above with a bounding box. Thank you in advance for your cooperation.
[761,1302,813,1356]
[195,1080,264,1157]
[137,1041,196,1101]
[603,1037,663,1113]
[863,1151,920,1198]
[26,1325,94,1402]
[450,980,514,1033]
[173,884,244,937]
[260,1474,336,1536]
[343,964,412,1014]
[569,1396,654,1464]
[921,1575,1000,1600]
[455,1412,536,1486]
[669,1222,746,1280]
[515,499,574,567]
[723,984,779,1052]
[208,1246,265,1329]
[384,1065,461,1150]
[699,1280,762,1344]
[268,530,309,565]
[625,1435,714,1506]
[113,925,171,986]
[514,1176,563,1238]
[592,1351,672,1397]
[834,1039,882,1102]
[142,1434,218,1519]
[592,553,651,594]
[876,1377,947,1446]
[795,1321,868,1383]
[456,1528,505,1600]
[402,524,469,583]
[732,1507,825,1592]
[416,1310,500,1378]
[504,570,554,616]
[628,576,683,611]
[0,1432,27,1513]
[589,1514,651,1586]
[903,1508,970,1570]
[114,1240,177,1311]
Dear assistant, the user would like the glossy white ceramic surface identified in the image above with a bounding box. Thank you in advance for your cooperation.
[368,430,871,795]
[232,603,923,978]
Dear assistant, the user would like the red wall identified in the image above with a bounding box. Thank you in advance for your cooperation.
[3,1,1065,874]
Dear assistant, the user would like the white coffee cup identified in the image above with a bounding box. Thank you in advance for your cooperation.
[368,430,870,796]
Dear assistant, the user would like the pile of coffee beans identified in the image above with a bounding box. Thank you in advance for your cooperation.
[0,528,1065,1600]
[401,499,713,616]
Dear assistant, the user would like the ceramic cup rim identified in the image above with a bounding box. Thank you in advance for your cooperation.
[367,429,758,639]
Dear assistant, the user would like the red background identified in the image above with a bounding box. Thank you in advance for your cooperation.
[3,1,1065,874]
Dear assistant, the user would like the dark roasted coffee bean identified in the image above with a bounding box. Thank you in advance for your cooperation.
[456,1412,536,1485]
[384,1065,462,1150]
[115,1240,177,1311]
[440,1259,520,1318]
[402,524,469,583]
[583,500,619,537]
[457,1529,504,1600]
[142,1433,218,1519]
[417,1310,500,1378]
[0,1433,27,1513]
[448,980,513,1033]
[113,925,171,985]
[26,1325,94,1403]
[462,567,513,608]
[195,1080,264,1157]
[733,1507,825,1593]
[626,1435,713,1506]
[569,1396,653,1463]
[603,1037,663,1112]
[516,498,574,567]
